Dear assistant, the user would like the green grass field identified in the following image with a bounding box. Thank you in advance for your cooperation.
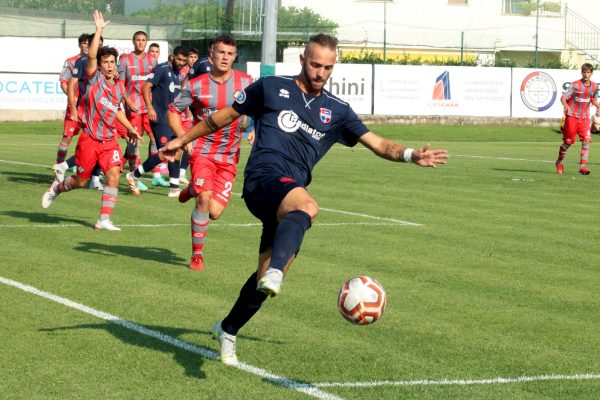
[1,121,600,399]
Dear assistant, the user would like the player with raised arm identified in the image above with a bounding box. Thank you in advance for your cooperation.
[125,46,188,197]
[556,63,600,175]
[118,30,158,189]
[160,33,448,364]
[167,34,253,271]
[42,10,141,231]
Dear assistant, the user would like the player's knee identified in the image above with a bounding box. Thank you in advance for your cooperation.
[301,200,319,222]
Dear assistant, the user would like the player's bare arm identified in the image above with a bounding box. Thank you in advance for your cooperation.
[67,76,79,121]
[116,110,141,144]
[142,81,156,122]
[358,131,449,167]
[160,106,240,160]
[86,10,109,75]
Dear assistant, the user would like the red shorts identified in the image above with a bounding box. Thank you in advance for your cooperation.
[75,133,124,179]
[63,117,82,137]
[563,115,592,144]
[127,112,153,138]
[190,156,237,207]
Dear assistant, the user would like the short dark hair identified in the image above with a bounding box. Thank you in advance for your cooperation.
[149,42,160,49]
[78,33,89,45]
[213,34,237,48]
[97,46,119,64]
[582,63,594,73]
[172,45,187,57]
[88,33,104,45]
[308,33,338,51]
[133,31,148,39]
[187,47,200,57]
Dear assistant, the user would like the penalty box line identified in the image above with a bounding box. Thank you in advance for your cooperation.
[0,276,345,400]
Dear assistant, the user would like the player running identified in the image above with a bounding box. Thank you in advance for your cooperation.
[126,46,188,197]
[167,35,253,271]
[42,10,141,231]
[160,33,448,364]
[556,63,600,175]
[118,30,158,189]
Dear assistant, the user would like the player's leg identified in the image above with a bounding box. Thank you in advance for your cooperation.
[53,120,81,182]
[578,119,592,175]
[94,141,124,231]
[556,116,576,174]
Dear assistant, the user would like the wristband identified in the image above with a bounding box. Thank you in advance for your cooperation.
[403,148,414,163]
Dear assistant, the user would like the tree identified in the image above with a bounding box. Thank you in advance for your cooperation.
[4,0,124,15]
[278,6,338,38]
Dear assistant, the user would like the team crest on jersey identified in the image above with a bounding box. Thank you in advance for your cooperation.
[73,67,79,74]
[234,90,246,104]
[194,178,205,187]
[320,108,332,124]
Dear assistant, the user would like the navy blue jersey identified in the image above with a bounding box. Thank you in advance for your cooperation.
[147,61,182,122]
[232,75,369,186]
[187,56,213,80]
[73,56,89,105]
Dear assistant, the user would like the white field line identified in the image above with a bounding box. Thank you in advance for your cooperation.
[313,373,600,388]
[0,276,344,400]
[320,207,422,227]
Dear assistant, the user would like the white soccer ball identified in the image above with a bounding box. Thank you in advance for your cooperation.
[338,276,386,325]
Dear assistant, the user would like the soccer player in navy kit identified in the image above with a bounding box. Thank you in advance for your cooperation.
[126,46,188,197]
[160,34,448,364]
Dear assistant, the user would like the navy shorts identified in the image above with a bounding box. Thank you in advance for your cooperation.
[150,122,175,149]
[243,173,303,252]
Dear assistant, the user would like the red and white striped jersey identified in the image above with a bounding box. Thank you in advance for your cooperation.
[170,70,253,165]
[82,69,125,142]
[117,52,157,114]
[563,79,599,120]
[59,54,81,84]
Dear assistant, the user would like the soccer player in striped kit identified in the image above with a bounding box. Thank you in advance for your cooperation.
[118,30,158,188]
[556,63,600,175]
[167,34,253,271]
[53,33,88,174]
[42,10,141,231]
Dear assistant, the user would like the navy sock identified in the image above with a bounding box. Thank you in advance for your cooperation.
[92,164,101,176]
[180,151,190,169]
[134,154,161,178]
[269,210,312,272]
[66,155,76,168]
[168,160,180,188]
[221,272,267,336]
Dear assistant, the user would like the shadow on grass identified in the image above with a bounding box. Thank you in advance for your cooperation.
[0,210,90,227]
[3,170,53,186]
[40,322,210,379]
[74,241,187,267]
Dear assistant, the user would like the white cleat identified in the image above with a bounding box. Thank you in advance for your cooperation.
[168,188,181,197]
[179,175,189,185]
[42,181,59,209]
[211,321,238,365]
[51,163,68,183]
[94,219,121,231]
[89,179,104,191]
[257,268,284,297]
[125,172,141,196]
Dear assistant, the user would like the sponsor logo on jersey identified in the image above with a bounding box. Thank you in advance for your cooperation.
[169,82,181,93]
[320,108,332,124]
[234,90,246,104]
[147,73,155,80]
[279,89,289,98]
[100,97,118,112]
[131,74,150,81]
[575,96,591,103]
[277,110,326,141]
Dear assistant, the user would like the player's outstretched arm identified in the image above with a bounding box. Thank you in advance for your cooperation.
[160,106,241,161]
[359,131,448,167]
[87,10,110,75]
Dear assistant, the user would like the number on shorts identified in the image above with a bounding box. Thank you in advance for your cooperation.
[112,150,121,162]
[222,181,233,199]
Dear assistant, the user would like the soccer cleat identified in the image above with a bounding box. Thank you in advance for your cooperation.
[178,187,193,203]
[125,172,141,196]
[555,161,564,174]
[211,321,238,365]
[579,167,591,175]
[94,219,121,231]
[179,175,189,185]
[151,176,170,187]
[168,188,182,198]
[89,179,104,191]
[51,163,68,183]
[137,180,148,191]
[257,268,284,297]
[189,254,204,270]
[42,181,59,209]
